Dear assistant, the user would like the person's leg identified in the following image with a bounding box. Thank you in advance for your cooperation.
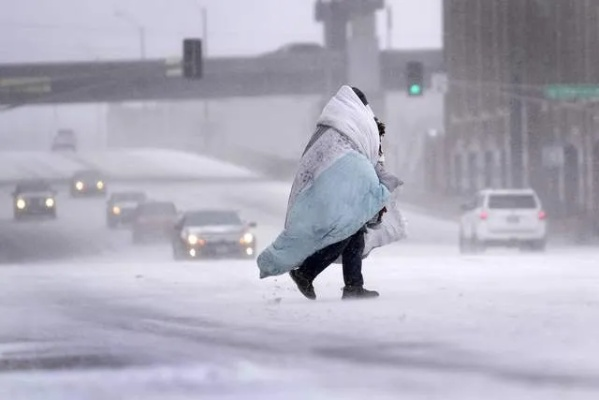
[341,228,379,299]
[341,230,365,287]
[297,238,350,282]
[290,238,351,300]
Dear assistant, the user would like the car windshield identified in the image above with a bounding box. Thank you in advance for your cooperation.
[184,211,241,226]
[16,181,51,193]
[112,193,146,202]
[488,194,537,209]
[138,203,176,216]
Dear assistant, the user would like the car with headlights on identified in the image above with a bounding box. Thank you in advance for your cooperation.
[106,191,147,228]
[70,170,106,197]
[131,201,178,244]
[12,179,57,220]
[172,210,257,260]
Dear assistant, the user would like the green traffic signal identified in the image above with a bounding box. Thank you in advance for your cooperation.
[409,84,422,96]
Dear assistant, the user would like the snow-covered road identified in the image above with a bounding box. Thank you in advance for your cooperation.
[0,152,598,400]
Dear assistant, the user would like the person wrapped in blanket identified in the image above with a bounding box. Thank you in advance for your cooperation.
[257,86,404,300]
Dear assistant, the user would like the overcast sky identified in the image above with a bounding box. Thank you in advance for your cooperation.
[0,0,442,63]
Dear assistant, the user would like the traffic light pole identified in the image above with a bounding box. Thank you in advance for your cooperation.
[509,78,526,188]
[507,10,528,189]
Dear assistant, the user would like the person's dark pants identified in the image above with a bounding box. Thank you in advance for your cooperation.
[296,228,365,287]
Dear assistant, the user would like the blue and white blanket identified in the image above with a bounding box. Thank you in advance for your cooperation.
[257,86,406,279]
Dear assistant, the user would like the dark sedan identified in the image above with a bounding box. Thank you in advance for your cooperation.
[106,191,147,228]
[70,170,106,197]
[12,179,57,220]
[131,201,178,244]
[172,210,257,260]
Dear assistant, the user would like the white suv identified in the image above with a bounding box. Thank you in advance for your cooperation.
[459,189,547,253]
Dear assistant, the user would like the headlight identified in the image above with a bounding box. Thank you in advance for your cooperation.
[96,181,104,190]
[241,233,254,244]
[45,198,55,208]
[112,206,121,215]
[75,181,84,190]
[187,235,205,246]
[16,199,26,210]
[188,234,199,245]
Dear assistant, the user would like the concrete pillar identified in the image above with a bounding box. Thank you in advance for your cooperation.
[315,0,349,51]
[347,11,381,94]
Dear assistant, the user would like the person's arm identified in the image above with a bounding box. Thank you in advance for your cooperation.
[375,162,403,192]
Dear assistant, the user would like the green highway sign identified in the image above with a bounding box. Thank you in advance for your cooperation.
[544,85,599,100]
[0,77,52,94]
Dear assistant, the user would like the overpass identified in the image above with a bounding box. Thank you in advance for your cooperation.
[0,50,443,106]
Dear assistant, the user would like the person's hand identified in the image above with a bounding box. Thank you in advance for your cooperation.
[377,207,387,223]
[375,117,386,137]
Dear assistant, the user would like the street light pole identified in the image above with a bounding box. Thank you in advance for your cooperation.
[192,2,211,151]
[201,6,208,57]
[139,26,146,60]
[114,10,146,60]
[191,1,208,56]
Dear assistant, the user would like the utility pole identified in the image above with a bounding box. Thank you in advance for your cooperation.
[114,10,146,60]
[201,6,208,57]
[508,4,527,188]
[386,5,393,50]
[139,26,146,60]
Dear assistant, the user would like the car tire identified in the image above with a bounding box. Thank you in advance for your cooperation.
[529,240,547,252]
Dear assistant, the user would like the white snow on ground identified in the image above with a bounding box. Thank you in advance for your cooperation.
[0,362,301,400]
[0,149,257,182]
[1,246,599,400]
[77,149,257,180]
[0,151,85,182]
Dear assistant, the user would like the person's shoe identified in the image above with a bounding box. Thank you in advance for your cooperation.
[289,270,316,300]
[342,285,379,300]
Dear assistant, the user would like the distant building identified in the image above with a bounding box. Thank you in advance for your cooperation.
[443,0,599,233]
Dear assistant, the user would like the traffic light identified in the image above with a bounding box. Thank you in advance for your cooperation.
[183,38,203,79]
[406,61,424,96]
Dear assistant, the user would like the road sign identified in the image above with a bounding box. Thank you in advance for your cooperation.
[164,58,182,77]
[544,85,599,100]
[0,77,51,94]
